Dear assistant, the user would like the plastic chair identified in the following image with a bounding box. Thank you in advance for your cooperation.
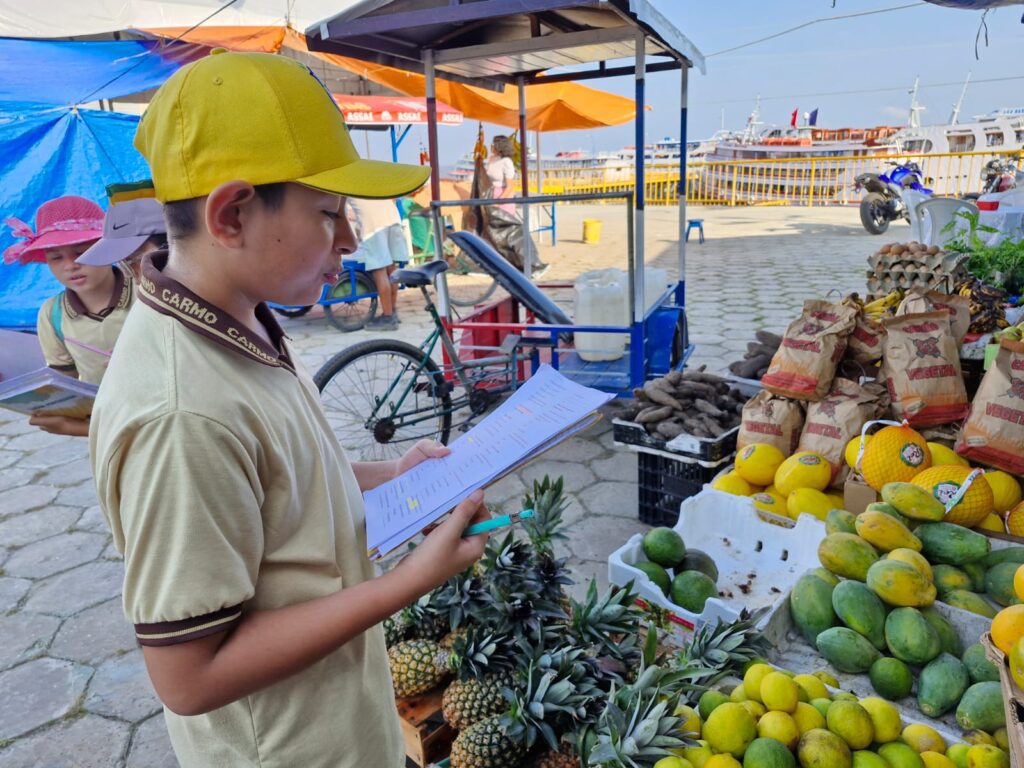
[684,218,704,243]
[915,197,979,247]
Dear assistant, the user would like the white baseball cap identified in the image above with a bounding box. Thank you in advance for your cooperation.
[78,181,165,267]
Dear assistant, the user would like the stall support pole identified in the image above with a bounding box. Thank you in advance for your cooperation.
[633,30,646,326]
[677,65,688,307]
[518,76,532,278]
[424,48,451,318]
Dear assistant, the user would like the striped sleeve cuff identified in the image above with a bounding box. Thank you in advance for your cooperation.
[134,605,243,647]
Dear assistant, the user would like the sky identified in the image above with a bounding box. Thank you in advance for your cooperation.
[358,0,1024,166]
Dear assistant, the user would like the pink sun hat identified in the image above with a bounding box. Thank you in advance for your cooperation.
[3,196,105,265]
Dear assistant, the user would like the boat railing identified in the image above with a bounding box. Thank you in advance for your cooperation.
[516,148,1023,207]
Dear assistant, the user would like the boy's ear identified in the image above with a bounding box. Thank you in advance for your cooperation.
[204,181,258,249]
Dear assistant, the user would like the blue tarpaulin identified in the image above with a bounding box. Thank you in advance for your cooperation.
[0,38,199,328]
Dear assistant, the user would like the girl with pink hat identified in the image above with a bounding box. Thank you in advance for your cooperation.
[4,195,137,436]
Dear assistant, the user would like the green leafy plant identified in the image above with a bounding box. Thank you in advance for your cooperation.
[942,210,1024,294]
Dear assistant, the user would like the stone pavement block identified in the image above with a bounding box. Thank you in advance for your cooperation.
[579,481,639,520]
[4,531,107,580]
[50,598,135,665]
[54,482,98,509]
[37,457,94,487]
[101,541,122,560]
[0,416,34,437]
[0,468,36,494]
[0,450,19,469]
[85,650,162,722]
[591,453,637,484]
[23,561,124,617]
[485,474,528,506]
[3,429,69,453]
[75,504,108,533]
[0,577,31,612]
[0,505,81,548]
[558,516,643,564]
[14,438,88,471]
[0,657,92,740]
[0,715,130,768]
[519,460,595,494]
[126,715,176,768]
[0,612,61,670]
[0,485,58,518]
[545,436,605,463]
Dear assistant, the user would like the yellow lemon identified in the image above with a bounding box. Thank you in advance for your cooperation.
[756,710,800,750]
[985,471,1022,514]
[903,723,946,754]
[760,671,800,713]
[793,701,827,734]
[787,488,835,522]
[963,730,997,747]
[921,752,958,768]
[859,696,902,743]
[741,700,766,720]
[743,663,775,702]
[947,743,971,768]
[704,756,741,768]
[1014,564,1024,603]
[713,472,753,497]
[976,513,1006,534]
[928,441,968,468]
[991,604,1024,655]
[993,729,1009,752]
[966,744,1009,768]
[812,670,839,687]
[846,434,872,471]
[793,674,830,702]
[730,683,748,702]
[674,704,702,739]
[735,443,787,486]
[1009,635,1024,691]
[775,451,832,496]
[826,700,874,750]
[702,702,757,758]
[679,740,713,768]
[655,758,694,768]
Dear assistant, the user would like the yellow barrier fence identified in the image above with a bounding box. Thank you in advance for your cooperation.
[531,149,1022,206]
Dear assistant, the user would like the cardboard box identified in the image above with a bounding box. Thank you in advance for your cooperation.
[844,473,879,514]
[982,633,1024,768]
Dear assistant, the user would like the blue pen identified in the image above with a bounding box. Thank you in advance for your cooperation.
[463,509,534,537]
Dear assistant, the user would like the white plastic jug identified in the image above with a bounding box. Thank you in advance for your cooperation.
[574,269,629,362]
[643,267,669,315]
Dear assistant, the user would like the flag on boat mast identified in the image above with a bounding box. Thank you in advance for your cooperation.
[790,108,798,128]
[809,108,819,126]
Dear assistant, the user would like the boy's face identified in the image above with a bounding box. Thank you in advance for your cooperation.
[44,242,107,292]
[242,183,357,307]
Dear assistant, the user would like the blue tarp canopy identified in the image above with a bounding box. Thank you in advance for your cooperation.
[0,37,199,328]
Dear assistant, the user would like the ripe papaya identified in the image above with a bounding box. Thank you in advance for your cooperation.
[790,572,839,645]
[939,589,998,619]
[885,607,942,664]
[962,643,1000,684]
[983,546,1024,569]
[831,580,887,650]
[955,682,1006,732]
[985,561,1019,607]
[855,511,922,553]
[866,502,912,527]
[818,533,880,582]
[826,508,858,536]
[918,653,970,718]
[962,562,987,592]
[866,559,936,607]
[886,548,932,581]
[916,523,991,566]
[815,626,882,673]
[881,482,946,521]
[807,567,840,588]
[932,564,972,596]
[920,606,962,657]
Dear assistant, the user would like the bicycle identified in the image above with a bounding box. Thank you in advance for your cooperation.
[314,259,522,461]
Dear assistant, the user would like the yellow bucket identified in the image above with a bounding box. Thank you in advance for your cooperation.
[582,218,603,244]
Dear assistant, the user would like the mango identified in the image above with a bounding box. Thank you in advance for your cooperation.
[882,482,946,521]
[818,533,880,582]
[866,559,936,607]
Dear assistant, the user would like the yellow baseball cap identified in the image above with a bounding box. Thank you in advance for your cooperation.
[134,50,431,203]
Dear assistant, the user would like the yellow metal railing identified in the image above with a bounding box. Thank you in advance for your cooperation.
[530,149,1023,206]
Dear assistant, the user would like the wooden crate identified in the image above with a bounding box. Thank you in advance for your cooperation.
[397,685,455,768]
[981,633,1024,768]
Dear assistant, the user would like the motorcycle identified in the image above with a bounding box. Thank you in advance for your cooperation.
[855,161,932,235]
[964,156,1023,200]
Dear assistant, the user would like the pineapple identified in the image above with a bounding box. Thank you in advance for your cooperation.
[402,592,449,641]
[674,607,770,688]
[387,639,446,698]
[441,631,519,730]
[533,744,579,768]
[450,715,520,768]
[523,475,570,556]
[567,581,644,677]
[383,613,409,648]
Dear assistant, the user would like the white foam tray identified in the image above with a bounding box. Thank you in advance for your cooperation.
[608,489,825,638]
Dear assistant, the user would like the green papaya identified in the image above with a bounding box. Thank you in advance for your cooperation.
[916,523,991,565]
[917,652,970,718]
[982,545,1024,569]
[884,607,942,664]
[865,559,936,607]
[866,502,911,527]
[956,681,1006,732]
[831,580,887,650]
[932,564,973,596]
[869,656,914,700]
[790,573,838,645]
[962,561,987,592]
[920,606,963,657]
[985,561,1018,607]
[940,589,998,619]
[962,643,1000,684]
[818,533,880,582]
[881,482,947,521]
[815,626,882,673]
[808,567,840,588]
[826,508,858,535]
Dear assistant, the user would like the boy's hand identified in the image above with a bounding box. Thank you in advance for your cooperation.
[396,490,490,592]
[392,439,451,479]
[29,414,90,437]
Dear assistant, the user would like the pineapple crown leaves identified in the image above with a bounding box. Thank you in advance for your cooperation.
[484,532,534,577]
[674,607,771,679]
[523,475,570,554]
[531,553,574,601]
[446,628,519,680]
[436,570,493,631]
[586,687,688,768]
[568,580,643,655]
[500,661,595,753]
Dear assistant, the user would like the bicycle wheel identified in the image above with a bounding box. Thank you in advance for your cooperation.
[324,272,378,332]
[445,244,499,307]
[314,339,453,461]
[272,305,313,318]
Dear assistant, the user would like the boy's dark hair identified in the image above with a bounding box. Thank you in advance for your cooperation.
[163,182,288,240]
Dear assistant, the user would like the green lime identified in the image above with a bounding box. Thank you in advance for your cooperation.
[643,527,686,568]
[698,689,731,721]
[634,561,671,595]
[671,570,718,613]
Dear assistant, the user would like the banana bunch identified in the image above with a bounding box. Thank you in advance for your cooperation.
[994,324,1024,343]
[955,278,1009,334]
[862,289,903,321]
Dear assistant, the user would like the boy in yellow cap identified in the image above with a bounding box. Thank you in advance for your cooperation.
[89,50,490,767]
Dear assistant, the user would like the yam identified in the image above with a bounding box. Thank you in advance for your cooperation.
[635,405,673,424]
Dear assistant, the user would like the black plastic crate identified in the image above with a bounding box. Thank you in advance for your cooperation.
[614,418,739,463]
[637,451,730,527]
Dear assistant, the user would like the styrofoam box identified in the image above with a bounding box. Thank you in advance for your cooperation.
[607,488,825,645]
[761,593,992,743]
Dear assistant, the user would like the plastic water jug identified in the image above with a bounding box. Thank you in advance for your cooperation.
[643,267,669,315]
[574,269,628,362]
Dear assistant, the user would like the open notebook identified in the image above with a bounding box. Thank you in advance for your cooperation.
[365,364,613,560]
[0,329,97,419]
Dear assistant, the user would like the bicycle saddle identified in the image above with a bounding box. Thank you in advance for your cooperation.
[391,260,449,287]
[447,231,572,328]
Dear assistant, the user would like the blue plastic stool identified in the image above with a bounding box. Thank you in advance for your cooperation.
[685,218,705,244]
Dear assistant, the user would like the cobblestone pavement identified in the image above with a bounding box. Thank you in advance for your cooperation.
[0,204,884,765]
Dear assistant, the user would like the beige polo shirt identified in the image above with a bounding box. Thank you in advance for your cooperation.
[89,253,403,768]
[36,266,134,385]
